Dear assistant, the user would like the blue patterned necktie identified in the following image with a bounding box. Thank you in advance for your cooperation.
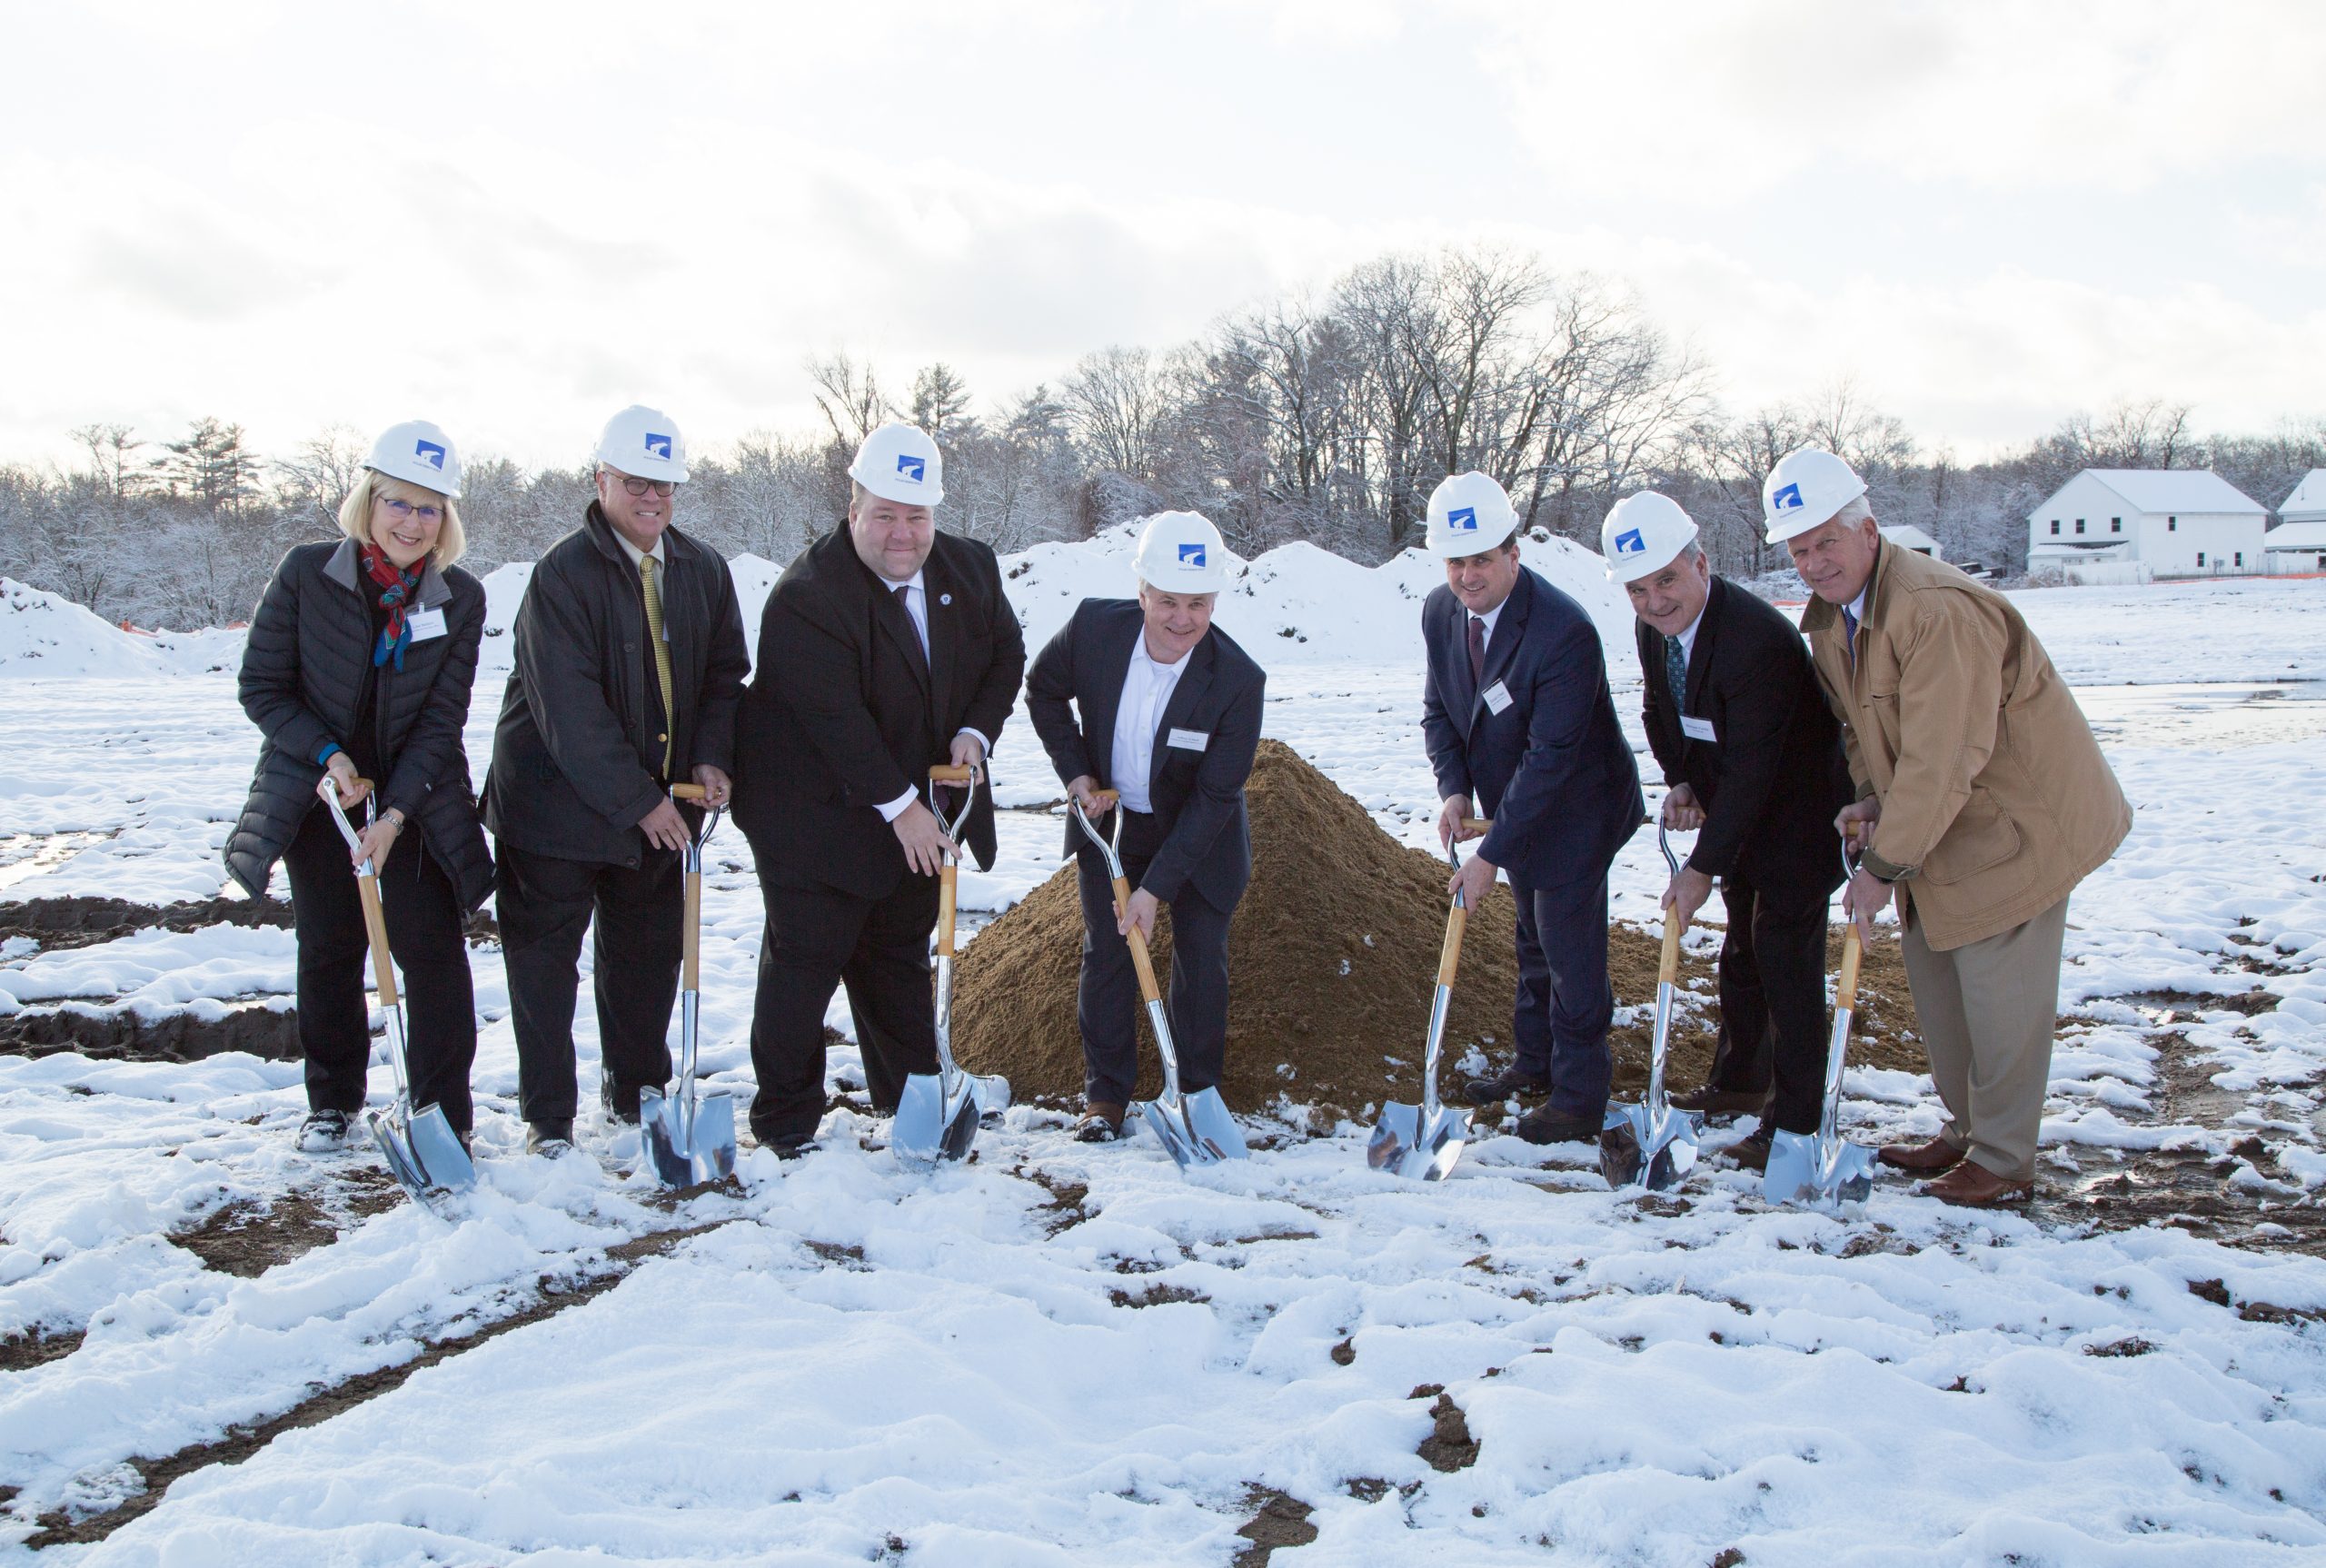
[1841,605,1860,670]
[1665,633,1688,712]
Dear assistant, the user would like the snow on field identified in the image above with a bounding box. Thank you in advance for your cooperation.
[2,554,2324,1563]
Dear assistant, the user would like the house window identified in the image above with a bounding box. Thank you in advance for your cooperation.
[2198,551,2206,566]
[2050,520,2061,535]
[2075,519,2085,534]
[2234,552,2243,567]
[2111,518,2122,533]
[2169,517,2177,531]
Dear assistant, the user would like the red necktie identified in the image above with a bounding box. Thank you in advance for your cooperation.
[1466,614,1486,686]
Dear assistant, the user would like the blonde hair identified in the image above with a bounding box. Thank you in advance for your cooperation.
[339,471,467,569]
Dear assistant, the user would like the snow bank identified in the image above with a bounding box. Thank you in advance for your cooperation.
[0,579,165,678]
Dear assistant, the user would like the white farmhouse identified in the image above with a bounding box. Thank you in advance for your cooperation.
[1878,523,1943,561]
[2266,470,2326,575]
[2026,470,2268,581]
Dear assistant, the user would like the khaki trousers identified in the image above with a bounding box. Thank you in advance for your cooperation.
[1898,895,2069,1182]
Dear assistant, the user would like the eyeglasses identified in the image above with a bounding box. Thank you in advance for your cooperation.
[620,476,677,499]
[379,498,443,524]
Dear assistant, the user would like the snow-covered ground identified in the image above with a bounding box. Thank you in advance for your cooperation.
[3,551,2323,1564]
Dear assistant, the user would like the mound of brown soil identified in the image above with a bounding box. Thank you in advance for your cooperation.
[949,739,1923,1126]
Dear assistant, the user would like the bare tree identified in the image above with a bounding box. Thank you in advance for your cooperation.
[1061,344,1167,481]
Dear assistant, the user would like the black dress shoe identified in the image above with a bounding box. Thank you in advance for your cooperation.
[751,1124,817,1160]
[1513,1107,1603,1146]
[601,1080,644,1126]
[1463,1066,1553,1107]
[524,1120,576,1157]
[1668,1085,1767,1118]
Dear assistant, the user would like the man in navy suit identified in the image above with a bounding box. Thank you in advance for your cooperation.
[1419,472,1645,1146]
[1025,511,1267,1141]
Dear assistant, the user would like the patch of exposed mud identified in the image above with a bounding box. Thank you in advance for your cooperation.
[2052,1030,2324,1255]
[0,1327,86,1375]
[1234,1487,1319,1565]
[171,1176,402,1278]
[0,895,293,952]
[0,1002,303,1063]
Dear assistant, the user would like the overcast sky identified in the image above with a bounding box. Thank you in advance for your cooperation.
[4,0,2319,472]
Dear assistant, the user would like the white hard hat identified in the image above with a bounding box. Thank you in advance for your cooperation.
[1600,491,1700,581]
[596,404,690,484]
[365,420,462,499]
[1762,447,1868,544]
[849,422,945,508]
[1424,471,1520,557]
[1133,511,1229,593]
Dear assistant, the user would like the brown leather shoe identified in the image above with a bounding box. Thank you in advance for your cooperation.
[1725,1127,1773,1171]
[1879,1135,1967,1173]
[1074,1103,1127,1144]
[1668,1085,1766,1118]
[1922,1161,2034,1207]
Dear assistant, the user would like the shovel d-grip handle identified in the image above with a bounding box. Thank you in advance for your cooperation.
[929,764,975,784]
[1085,788,1120,816]
[671,782,707,800]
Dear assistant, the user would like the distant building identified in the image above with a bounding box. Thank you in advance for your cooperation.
[1878,523,1943,561]
[2026,470,2268,582]
[2267,470,2326,575]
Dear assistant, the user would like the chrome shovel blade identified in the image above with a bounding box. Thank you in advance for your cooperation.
[892,1071,979,1170]
[1763,1128,1876,1207]
[1368,1101,1472,1181]
[1184,1087,1248,1162]
[369,1100,472,1202]
[641,1087,739,1186]
[1133,1096,1209,1167]
[1599,1102,1701,1192]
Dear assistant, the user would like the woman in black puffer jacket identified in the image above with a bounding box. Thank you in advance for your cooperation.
[225,420,494,1153]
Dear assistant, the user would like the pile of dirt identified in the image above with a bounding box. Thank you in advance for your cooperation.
[950,739,1925,1126]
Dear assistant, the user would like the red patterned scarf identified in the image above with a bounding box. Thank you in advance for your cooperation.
[362,543,424,670]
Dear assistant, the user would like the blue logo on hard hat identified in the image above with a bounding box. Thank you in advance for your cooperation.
[413,440,446,471]
[1178,543,1206,568]
[897,454,927,482]
[645,432,673,461]
[1771,482,1802,512]
[1447,507,1477,531]
[1615,528,1644,555]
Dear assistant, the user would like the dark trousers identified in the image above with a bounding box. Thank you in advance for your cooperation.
[281,803,477,1133]
[1074,817,1232,1107]
[747,869,940,1142]
[496,842,682,1124]
[1701,871,1834,1136]
[1509,872,1615,1120]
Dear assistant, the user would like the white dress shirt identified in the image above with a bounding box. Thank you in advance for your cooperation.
[1674,601,1706,664]
[873,568,995,823]
[1109,629,1192,813]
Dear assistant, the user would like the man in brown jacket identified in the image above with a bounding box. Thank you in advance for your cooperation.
[1763,448,2132,1206]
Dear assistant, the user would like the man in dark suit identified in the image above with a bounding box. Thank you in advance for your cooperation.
[1419,472,1645,1146]
[1024,511,1267,1141]
[486,405,750,1156]
[731,422,1027,1156]
[1602,491,1850,1169]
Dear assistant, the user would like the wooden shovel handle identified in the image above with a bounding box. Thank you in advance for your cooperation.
[929,764,975,785]
[1085,788,1120,816]
[671,783,708,800]
[1836,922,1863,1011]
[1110,874,1163,1003]
[1658,906,1683,987]
[682,868,702,988]
[938,862,959,958]
[354,873,398,1010]
[1437,900,1468,987]
[1463,817,1491,834]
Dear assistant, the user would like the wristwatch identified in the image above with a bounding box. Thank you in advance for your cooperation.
[383,808,407,829]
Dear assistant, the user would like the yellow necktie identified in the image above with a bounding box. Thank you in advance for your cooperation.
[640,555,675,778]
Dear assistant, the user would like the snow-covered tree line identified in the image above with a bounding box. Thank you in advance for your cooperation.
[3,245,2321,628]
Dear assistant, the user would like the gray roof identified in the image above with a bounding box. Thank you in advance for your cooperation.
[2080,469,2265,515]
[2264,518,2326,551]
[2279,469,2326,520]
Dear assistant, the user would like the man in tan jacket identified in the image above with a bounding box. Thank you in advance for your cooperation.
[1763,448,2132,1206]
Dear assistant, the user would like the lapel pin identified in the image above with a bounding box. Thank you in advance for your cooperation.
[939,592,952,606]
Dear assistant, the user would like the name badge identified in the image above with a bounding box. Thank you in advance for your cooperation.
[1167,728,1209,752]
[1480,679,1514,715]
[1680,715,1717,743]
[406,607,448,642]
